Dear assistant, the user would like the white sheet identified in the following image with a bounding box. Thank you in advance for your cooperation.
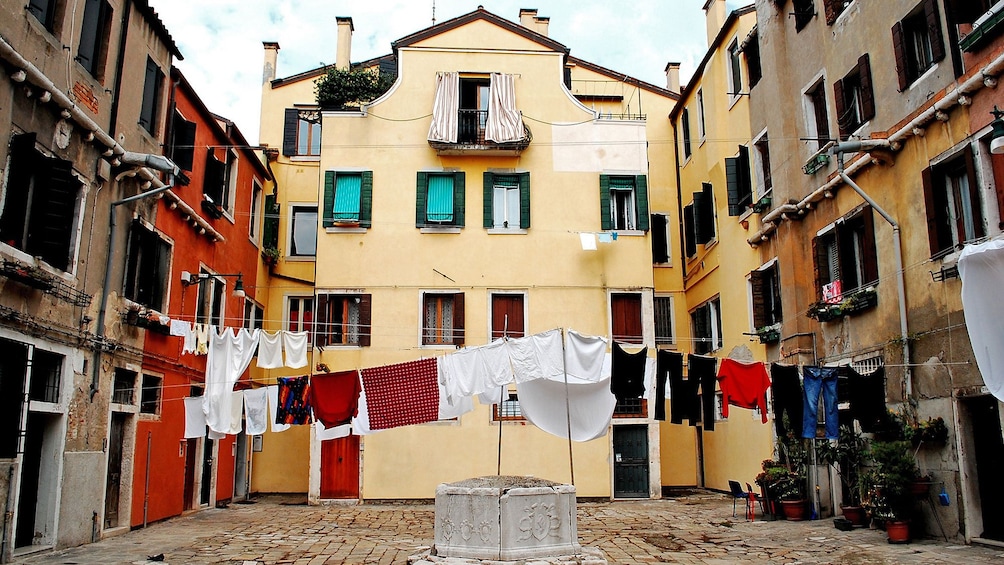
[959,238,1004,402]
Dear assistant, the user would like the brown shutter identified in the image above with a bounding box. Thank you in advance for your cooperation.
[860,208,879,287]
[962,145,984,240]
[358,294,372,347]
[925,0,946,63]
[833,77,847,140]
[452,293,465,346]
[812,236,829,300]
[921,166,945,256]
[858,54,875,122]
[891,22,909,91]
[315,293,329,348]
[750,269,767,329]
[823,0,840,25]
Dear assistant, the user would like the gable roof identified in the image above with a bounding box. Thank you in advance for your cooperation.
[391,6,570,55]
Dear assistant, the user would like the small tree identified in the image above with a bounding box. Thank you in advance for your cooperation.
[817,425,871,507]
[315,66,394,109]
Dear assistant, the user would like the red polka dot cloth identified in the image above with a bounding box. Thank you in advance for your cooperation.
[360,358,440,431]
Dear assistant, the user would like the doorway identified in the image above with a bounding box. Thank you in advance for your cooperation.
[104,413,127,528]
[183,439,197,511]
[967,395,1004,540]
[200,436,214,506]
[320,435,360,499]
[234,430,249,501]
[613,425,649,498]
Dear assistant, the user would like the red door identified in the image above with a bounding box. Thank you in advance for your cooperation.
[320,435,360,499]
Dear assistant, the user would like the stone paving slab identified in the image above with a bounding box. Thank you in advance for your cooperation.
[12,492,1004,565]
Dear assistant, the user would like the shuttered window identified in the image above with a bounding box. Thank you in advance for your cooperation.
[599,174,649,231]
[793,0,815,31]
[823,0,850,25]
[139,57,164,134]
[416,172,465,227]
[27,0,57,30]
[77,0,112,79]
[282,108,321,156]
[654,296,675,345]
[922,145,984,257]
[323,171,372,228]
[315,293,372,347]
[691,298,722,355]
[811,207,879,300]
[726,146,753,216]
[892,0,945,90]
[681,109,692,159]
[289,206,317,257]
[611,293,644,344]
[483,172,530,230]
[683,203,697,258]
[124,220,171,312]
[651,213,670,264]
[834,54,875,140]
[750,263,783,329]
[745,31,762,89]
[169,112,197,172]
[422,292,465,346]
[693,183,716,244]
[262,194,280,250]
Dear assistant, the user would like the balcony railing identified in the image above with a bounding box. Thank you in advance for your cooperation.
[429,109,532,154]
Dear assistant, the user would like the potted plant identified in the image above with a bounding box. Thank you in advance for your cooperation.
[775,431,811,520]
[818,425,872,526]
[754,324,781,344]
[755,459,791,518]
[865,440,919,543]
[261,246,281,268]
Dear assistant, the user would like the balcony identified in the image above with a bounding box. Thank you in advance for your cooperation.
[429,110,532,156]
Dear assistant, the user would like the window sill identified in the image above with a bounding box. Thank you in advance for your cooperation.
[285,255,316,262]
[609,230,645,237]
[110,402,139,414]
[420,343,461,350]
[487,228,528,235]
[325,226,368,234]
[317,344,363,350]
[420,226,461,234]
[290,155,321,163]
[906,63,940,91]
[28,400,63,414]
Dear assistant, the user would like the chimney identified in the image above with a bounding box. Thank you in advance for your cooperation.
[336,17,353,71]
[703,0,727,45]
[664,62,681,93]
[519,8,549,36]
[262,42,279,85]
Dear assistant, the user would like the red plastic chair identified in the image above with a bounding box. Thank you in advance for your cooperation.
[745,482,758,521]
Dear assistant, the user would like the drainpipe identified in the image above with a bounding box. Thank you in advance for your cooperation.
[90,157,179,401]
[831,141,912,400]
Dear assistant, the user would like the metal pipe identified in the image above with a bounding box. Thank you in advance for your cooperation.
[833,148,912,400]
[143,431,151,528]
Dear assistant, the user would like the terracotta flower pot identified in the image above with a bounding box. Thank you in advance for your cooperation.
[886,520,910,543]
[781,499,807,521]
[841,505,867,526]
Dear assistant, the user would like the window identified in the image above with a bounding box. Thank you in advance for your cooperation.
[804,78,831,151]
[139,57,164,134]
[316,293,372,347]
[417,172,465,228]
[696,89,706,140]
[834,55,875,139]
[654,295,675,346]
[650,212,670,264]
[750,262,783,329]
[753,133,773,198]
[683,204,697,258]
[422,292,465,346]
[492,390,525,421]
[726,146,753,216]
[323,171,372,228]
[744,30,762,89]
[823,0,851,25]
[112,368,135,404]
[243,299,264,330]
[28,349,62,404]
[600,175,649,231]
[691,298,722,355]
[684,182,716,251]
[728,40,742,99]
[287,296,314,343]
[169,111,196,172]
[0,133,82,271]
[491,293,525,340]
[793,0,815,31]
[812,207,878,300]
[611,292,643,344]
[922,145,984,256]
[892,0,945,90]
[262,193,280,251]
[484,172,530,230]
[459,77,490,144]
[195,270,225,326]
[27,0,59,32]
[249,181,263,242]
[140,374,162,415]
[289,205,318,257]
[76,0,112,79]
[282,109,321,157]
[203,149,236,216]
[681,109,692,160]
[124,219,171,312]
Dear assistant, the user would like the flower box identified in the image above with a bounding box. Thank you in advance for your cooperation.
[1,260,54,291]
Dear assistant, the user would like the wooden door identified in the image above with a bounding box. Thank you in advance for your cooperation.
[491,294,524,340]
[613,425,649,498]
[611,293,643,343]
[104,413,126,528]
[183,439,197,510]
[320,435,360,499]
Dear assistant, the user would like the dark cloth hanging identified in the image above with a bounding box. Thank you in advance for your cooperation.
[309,370,361,429]
[846,365,888,433]
[276,376,313,425]
[610,342,648,400]
[655,350,682,421]
[688,354,719,431]
[770,363,803,439]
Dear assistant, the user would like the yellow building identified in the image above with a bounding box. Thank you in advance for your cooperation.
[664,0,775,492]
[254,7,681,501]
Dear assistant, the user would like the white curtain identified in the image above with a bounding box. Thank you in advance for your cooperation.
[958,238,1004,402]
[485,73,524,143]
[427,71,459,142]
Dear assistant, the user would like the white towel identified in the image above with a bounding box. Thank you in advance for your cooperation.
[565,330,608,384]
[229,390,244,435]
[256,331,284,368]
[283,331,308,368]
[351,380,374,436]
[580,232,597,251]
[184,397,206,438]
[243,388,269,436]
[170,319,189,337]
[266,385,290,433]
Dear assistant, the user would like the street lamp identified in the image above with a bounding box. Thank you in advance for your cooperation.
[990,106,1004,155]
[181,271,246,298]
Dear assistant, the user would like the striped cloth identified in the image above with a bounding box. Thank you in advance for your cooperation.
[360,358,439,431]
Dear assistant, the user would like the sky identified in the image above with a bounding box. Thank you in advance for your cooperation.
[149,1,747,144]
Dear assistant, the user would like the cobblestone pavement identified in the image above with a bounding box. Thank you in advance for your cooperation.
[14,492,1004,565]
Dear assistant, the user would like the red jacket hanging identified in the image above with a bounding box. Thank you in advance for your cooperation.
[717,358,770,423]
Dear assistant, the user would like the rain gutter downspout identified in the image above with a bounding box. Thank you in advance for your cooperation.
[90,173,176,401]
[831,140,912,400]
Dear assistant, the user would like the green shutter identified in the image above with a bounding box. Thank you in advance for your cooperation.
[359,171,373,228]
[599,174,612,230]
[519,172,530,229]
[333,174,361,221]
[416,172,428,226]
[635,175,649,231]
[322,171,336,227]
[262,194,279,249]
[453,171,465,227]
[483,172,494,228]
[725,157,742,216]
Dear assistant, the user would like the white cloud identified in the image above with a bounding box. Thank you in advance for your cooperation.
[150,0,710,143]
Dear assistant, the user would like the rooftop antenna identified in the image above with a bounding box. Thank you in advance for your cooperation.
[432,0,436,25]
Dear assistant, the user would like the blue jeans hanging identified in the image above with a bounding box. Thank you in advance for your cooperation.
[802,366,839,439]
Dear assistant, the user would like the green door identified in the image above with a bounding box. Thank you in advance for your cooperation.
[613,425,649,498]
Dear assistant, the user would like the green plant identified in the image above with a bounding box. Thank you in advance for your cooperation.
[864,440,919,521]
[315,66,394,109]
[261,246,281,266]
[817,425,872,507]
